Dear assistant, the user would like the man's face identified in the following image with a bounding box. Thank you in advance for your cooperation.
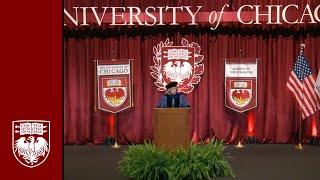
[168,87,177,95]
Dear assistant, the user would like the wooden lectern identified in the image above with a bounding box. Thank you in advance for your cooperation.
[154,108,190,150]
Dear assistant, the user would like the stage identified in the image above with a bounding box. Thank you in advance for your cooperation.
[63,2,320,179]
[64,144,319,180]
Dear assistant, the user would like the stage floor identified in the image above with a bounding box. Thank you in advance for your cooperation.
[64,144,320,180]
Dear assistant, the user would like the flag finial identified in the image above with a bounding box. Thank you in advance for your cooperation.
[299,43,305,54]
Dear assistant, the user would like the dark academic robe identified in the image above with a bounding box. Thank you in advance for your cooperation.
[156,93,190,108]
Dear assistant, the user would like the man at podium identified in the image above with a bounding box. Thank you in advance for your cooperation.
[156,81,190,108]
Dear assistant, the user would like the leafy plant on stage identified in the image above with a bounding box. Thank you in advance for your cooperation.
[119,138,234,180]
[119,143,173,180]
[171,140,233,179]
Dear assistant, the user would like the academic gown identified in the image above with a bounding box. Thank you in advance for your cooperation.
[156,93,190,108]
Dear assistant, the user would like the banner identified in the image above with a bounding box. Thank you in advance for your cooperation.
[97,59,133,113]
[150,38,204,94]
[225,59,258,113]
[315,70,320,96]
[64,4,320,28]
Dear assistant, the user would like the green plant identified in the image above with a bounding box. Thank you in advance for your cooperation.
[119,138,234,180]
[171,139,233,180]
[119,143,173,180]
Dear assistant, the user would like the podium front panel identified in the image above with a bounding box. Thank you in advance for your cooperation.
[154,108,190,150]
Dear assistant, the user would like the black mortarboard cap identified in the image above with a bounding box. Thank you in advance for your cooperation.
[165,81,178,89]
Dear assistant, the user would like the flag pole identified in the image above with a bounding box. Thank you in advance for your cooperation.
[93,60,98,112]
[235,49,244,148]
[296,43,305,150]
[112,113,121,148]
[110,56,120,149]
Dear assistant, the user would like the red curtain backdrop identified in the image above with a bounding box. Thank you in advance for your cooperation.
[64,0,320,144]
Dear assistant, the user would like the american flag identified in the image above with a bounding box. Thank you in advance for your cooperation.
[315,70,320,96]
[286,54,320,119]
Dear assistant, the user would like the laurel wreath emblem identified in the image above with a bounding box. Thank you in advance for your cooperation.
[150,38,204,94]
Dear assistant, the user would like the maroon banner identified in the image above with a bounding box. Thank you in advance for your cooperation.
[97,59,133,113]
[225,59,258,113]
[64,4,320,27]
